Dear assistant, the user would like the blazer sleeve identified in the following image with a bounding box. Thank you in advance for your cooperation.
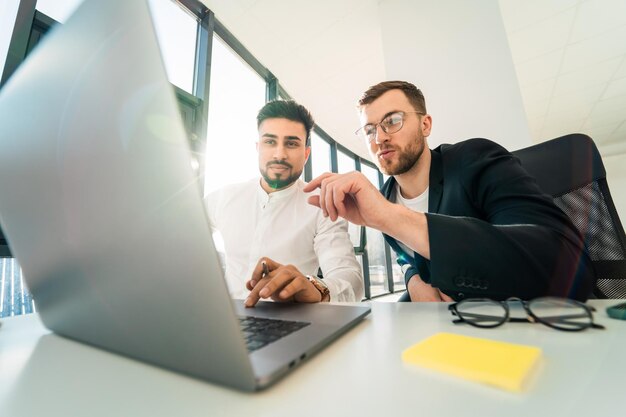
[426,139,595,301]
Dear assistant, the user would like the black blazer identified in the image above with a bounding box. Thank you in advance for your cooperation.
[381,138,595,301]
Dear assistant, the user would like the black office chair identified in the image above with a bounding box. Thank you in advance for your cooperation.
[513,133,626,298]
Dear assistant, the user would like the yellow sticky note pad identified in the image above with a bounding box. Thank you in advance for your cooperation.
[402,332,542,392]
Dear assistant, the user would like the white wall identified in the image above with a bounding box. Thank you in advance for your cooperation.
[377,0,532,151]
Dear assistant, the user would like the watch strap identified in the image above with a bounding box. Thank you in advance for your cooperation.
[306,275,330,302]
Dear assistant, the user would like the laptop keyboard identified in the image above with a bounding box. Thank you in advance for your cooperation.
[238,316,310,352]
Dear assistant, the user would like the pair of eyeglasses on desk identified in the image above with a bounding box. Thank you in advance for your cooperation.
[448,297,605,331]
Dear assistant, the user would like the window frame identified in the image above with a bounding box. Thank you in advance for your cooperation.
[0,0,403,314]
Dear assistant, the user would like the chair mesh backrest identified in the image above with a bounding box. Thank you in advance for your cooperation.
[555,181,625,260]
[513,133,626,299]
[554,181,626,298]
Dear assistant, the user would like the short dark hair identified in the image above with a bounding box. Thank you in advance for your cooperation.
[358,80,427,114]
[256,100,315,145]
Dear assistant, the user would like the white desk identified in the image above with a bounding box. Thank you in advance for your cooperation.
[0,300,623,417]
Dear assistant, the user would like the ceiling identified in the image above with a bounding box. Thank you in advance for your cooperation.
[500,0,626,157]
[201,0,626,160]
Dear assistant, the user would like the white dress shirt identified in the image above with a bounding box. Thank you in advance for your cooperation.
[205,178,364,301]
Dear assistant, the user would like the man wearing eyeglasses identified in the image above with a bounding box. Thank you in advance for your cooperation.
[205,100,363,307]
[304,80,595,302]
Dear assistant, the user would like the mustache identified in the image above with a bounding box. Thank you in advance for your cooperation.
[266,160,293,169]
[377,144,397,153]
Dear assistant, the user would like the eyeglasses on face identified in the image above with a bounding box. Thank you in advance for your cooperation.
[448,297,605,332]
[354,111,424,143]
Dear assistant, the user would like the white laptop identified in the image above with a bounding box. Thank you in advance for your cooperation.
[0,0,370,391]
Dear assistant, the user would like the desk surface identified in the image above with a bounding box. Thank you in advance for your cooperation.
[0,300,623,417]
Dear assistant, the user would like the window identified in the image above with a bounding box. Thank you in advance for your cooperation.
[0,0,20,79]
[203,35,266,195]
[35,0,198,93]
[337,149,355,174]
[361,163,390,296]
[35,0,83,23]
[147,0,198,93]
[1,0,405,316]
[391,253,405,291]
[336,150,360,247]
[0,258,35,317]
[311,132,331,178]
[0,0,205,318]
[378,172,404,290]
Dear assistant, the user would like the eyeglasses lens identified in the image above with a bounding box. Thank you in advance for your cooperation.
[455,299,507,328]
[528,297,591,330]
[382,113,403,134]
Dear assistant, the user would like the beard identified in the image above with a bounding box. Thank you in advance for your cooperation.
[377,131,425,176]
[260,161,302,190]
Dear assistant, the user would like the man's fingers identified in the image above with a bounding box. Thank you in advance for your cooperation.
[249,257,281,285]
[245,276,270,307]
[247,267,298,307]
[319,178,329,217]
[322,180,335,220]
[247,265,322,305]
[326,182,345,221]
[332,184,348,220]
[246,258,282,307]
[258,269,296,299]
[306,172,341,218]
[249,260,266,285]
[307,195,321,208]
[303,172,335,192]
[439,290,453,302]
[277,277,309,301]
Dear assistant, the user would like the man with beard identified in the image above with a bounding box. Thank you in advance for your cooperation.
[205,100,363,306]
[304,81,595,302]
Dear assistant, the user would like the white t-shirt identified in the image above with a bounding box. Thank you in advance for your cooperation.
[394,184,429,258]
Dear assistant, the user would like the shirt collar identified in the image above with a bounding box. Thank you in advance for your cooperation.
[257,179,300,206]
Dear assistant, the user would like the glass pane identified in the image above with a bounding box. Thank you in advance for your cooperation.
[361,163,389,296]
[337,150,355,174]
[311,132,331,178]
[35,0,198,93]
[0,0,20,79]
[147,0,197,93]
[204,35,266,195]
[362,163,381,188]
[347,224,361,248]
[336,150,360,246]
[375,168,402,289]
[366,227,388,296]
[355,254,366,301]
[392,258,405,290]
[36,0,84,23]
[0,258,35,317]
